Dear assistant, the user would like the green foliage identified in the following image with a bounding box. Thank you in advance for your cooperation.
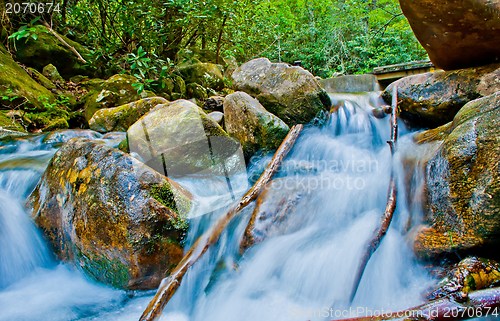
[29,0,426,78]
[8,17,46,43]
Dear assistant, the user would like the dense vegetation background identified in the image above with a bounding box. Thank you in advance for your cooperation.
[1,0,427,79]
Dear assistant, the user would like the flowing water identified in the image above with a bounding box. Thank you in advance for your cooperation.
[0,93,491,321]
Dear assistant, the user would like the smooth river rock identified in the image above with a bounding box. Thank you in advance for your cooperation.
[399,0,500,70]
[223,92,289,158]
[29,138,192,289]
[232,58,331,126]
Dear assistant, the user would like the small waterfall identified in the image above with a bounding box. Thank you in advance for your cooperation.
[0,102,491,320]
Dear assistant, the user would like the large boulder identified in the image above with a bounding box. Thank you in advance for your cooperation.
[29,138,192,289]
[83,74,152,121]
[89,97,168,133]
[383,64,500,128]
[414,92,500,258]
[231,58,331,126]
[178,62,224,91]
[0,44,56,111]
[14,25,92,78]
[223,92,289,158]
[399,0,500,70]
[127,99,243,177]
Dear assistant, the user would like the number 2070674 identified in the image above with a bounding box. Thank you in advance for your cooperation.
[5,2,61,14]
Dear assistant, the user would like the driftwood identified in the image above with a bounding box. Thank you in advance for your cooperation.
[42,21,88,64]
[139,124,304,321]
[349,86,399,302]
[335,287,500,321]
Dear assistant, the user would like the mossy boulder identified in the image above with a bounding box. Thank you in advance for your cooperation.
[127,99,241,177]
[224,91,289,158]
[414,92,500,258]
[83,74,152,121]
[0,44,56,111]
[29,138,192,289]
[186,83,208,101]
[232,58,331,126]
[0,111,26,132]
[14,25,92,78]
[89,97,168,133]
[27,67,56,90]
[383,63,500,128]
[178,62,224,91]
[42,64,64,84]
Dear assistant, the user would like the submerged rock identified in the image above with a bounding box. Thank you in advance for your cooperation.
[83,74,152,121]
[224,92,289,158]
[127,99,242,178]
[399,0,500,70]
[232,58,331,125]
[414,92,500,258]
[29,138,192,289]
[240,177,309,252]
[383,64,500,128]
[89,97,168,133]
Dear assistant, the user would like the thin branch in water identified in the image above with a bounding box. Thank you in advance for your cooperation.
[139,125,304,321]
[348,86,398,303]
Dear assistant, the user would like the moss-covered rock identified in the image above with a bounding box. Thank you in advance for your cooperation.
[383,63,500,128]
[83,74,152,121]
[414,92,500,258]
[89,97,168,133]
[0,44,56,111]
[232,58,331,126]
[178,62,224,91]
[0,111,26,132]
[427,257,500,301]
[42,64,64,83]
[172,75,186,97]
[13,25,92,78]
[224,91,289,158]
[29,138,192,289]
[186,83,208,101]
[127,99,241,177]
[27,67,56,90]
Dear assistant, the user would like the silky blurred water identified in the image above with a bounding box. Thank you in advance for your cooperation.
[0,98,494,321]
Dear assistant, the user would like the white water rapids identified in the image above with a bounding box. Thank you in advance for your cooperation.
[0,93,493,321]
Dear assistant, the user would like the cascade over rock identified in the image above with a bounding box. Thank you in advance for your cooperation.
[414,92,500,258]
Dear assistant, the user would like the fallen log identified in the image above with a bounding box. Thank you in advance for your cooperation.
[334,287,500,321]
[139,124,304,321]
[349,86,399,302]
